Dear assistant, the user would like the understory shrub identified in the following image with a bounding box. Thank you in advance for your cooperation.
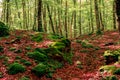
[7,63,26,75]
[0,21,9,37]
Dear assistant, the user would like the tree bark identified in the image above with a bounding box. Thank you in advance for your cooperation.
[38,0,43,32]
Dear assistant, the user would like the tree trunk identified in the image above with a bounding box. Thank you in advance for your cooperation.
[94,0,101,31]
[38,0,43,32]
[115,0,120,33]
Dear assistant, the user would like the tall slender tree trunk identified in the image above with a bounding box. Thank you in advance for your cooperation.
[113,0,116,29]
[65,0,68,38]
[94,0,101,31]
[115,0,120,33]
[38,0,43,32]
[73,0,76,38]
[6,0,10,24]
[47,4,55,34]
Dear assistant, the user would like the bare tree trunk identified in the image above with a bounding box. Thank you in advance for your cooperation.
[115,0,120,33]
[46,3,55,34]
[38,0,43,32]
[65,0,68,38]
[113,0,116,29]
[94,0,101,31]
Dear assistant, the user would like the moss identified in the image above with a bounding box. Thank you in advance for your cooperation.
[9,47,16,51]
[0,46,3,52]
[48,34,64,40]
[109,75,118,80]
[60,39,71,47]
[31,33,43,42]
[20,59,32,66]
[25,46,31,51]
[104,50,120,64]
[50,42,65,51]
[27,51,47,61]
[14,49,22,53]
[7,63,26,75]
[19,76,30,80]
[32,63,48,77]
[0,55,6,59]
[23,61,32,66]
[15,56,21,59]
[0,21,9,37]
[0,72,3,78]
[99,65,116,73]
[96,29,103,35]
[113,68,120,75]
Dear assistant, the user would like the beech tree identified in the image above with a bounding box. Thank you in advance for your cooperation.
[115,0,120,33]
[38,0,43,32]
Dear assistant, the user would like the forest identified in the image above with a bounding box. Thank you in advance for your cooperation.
[0,0,120,80]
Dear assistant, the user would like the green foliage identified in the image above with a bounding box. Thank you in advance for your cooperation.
[34,48,46,54]
[31,33,43,42]
[27,51,47,61]
[19,76,30,80]
[48,34,64,40]
[0,72,3,78]
[0,21,9,37]
[47,60,63,70]
[14,49,22,53]
[25,46,31,51]
[20,59,32,66]
[0,46,3,52]
[105,75,118,80]
[96,29,103,35]
[104,50,120,64]
[99,65,116,73]
[0,55,6,59]
[109,75,118,80]
[63,52,73,64]
[9,47,16,51]
[7,63,26,75]
[15,56,21,59]
[81,40,93,48]
[32,63,48,77]
[76,40,82,43]
[113,68,120,75]
[60,39,71,47]
[2,56,9,66]
[50,42,65,51]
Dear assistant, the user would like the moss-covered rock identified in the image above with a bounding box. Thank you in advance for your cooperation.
[99,65,117,73]
[7,63,26,75]
[104,50,120,64]
[32,63,48,77]
[0,21,9,37]
[27,51,47,61]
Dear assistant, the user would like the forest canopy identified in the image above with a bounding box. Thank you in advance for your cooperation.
[0,0,117,38]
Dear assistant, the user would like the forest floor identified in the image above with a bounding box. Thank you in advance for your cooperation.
[0,30,120,80]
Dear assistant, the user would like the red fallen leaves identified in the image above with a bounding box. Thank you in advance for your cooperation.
[0,30,120,80]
